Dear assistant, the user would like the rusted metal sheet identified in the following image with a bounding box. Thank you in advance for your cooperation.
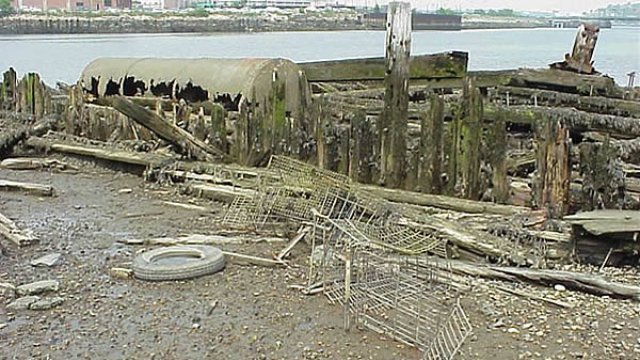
[80,57,310,116]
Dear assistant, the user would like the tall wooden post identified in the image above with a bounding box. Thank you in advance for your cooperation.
[534,117,571,218]
[379,2,411,188]
[418,94,444,194]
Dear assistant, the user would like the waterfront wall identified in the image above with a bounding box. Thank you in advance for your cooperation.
[0,14,365,34]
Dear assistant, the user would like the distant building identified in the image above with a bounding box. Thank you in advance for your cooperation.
[246,0,311,9]
[13,0,131,11]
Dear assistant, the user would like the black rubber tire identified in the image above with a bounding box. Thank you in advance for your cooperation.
[132,245,226,281]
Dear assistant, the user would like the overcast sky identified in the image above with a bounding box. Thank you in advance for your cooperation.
[348,0,637,14]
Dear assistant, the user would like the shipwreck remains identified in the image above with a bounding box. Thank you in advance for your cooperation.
[2,5,640,359]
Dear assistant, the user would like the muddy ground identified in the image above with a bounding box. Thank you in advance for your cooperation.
[1,158,640,360]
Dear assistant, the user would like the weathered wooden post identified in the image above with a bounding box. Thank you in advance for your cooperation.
[417,94,444,194]
[379,1,411,188]
[487,112,509,203]
[534,116,571,218]
[349,110,374,184]
[579,139,625,211]
[1,68,17,111]
[449,77,483,199]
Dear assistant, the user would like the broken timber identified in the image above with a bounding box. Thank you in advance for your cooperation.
[0,116,56,159]
[106,96,229,162]
[0,179,54,197]
[0,212,37,246]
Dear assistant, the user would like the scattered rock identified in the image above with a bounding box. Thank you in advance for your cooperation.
[110,267,133,280]
[118,188,133,194]
[7,296,40,311]
[29,296,64,310]
[507,327,520,334]
[0,282,16,298]
[554,284,566,292]
[16,280,60,296]
[31,253,62,267]
[0,323,6,330]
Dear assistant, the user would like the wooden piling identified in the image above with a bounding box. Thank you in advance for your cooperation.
[534,116,571,218]
[379,1,411,188]
[1,68,17,111]
[417,94,444,194]
[487,112,509,203]
[450,77,483,199]
[579,138,625,211]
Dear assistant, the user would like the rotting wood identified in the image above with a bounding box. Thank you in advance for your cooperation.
[118,234,286,246]
[0,116,57,159]
[427,257,640,300]
[417,94,444,193]
[0,212,37,246]
[565,210,640,236]
[400,217,531,265]
[0,179,54,197]
[276,226,310,261]
[106,96,229,162]
[161,201,213,213]
[300,51,468,82]
[0,158,77,171]
[534,117,571,218]
[223,251,286,268]
[494,86,640,118]
[183,183,256,203]
[484,105,640,137]
[379,1,411,188]
[1,68,17,111]
[455,77,483,199]
[578,139,626,211]
[487,111,509,203]
[361,185,528,216]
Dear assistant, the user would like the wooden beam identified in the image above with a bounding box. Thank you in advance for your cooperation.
[534,117,571,218]
[300,51,468,82]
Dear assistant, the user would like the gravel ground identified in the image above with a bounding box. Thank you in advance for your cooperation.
[1,161,640,360]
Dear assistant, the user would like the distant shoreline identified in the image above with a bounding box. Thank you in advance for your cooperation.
[0,12,623,35]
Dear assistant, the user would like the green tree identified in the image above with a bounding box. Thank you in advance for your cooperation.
[0,0,15,17]
[435,7,454,15]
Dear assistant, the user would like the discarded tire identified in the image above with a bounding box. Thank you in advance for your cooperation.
[132,245,225,281]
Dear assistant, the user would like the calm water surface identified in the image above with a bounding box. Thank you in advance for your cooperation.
[0,27,638,85]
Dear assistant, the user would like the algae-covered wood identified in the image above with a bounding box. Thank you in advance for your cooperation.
[300,51,468,82]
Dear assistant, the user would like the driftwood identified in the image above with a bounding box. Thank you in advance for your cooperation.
[161,201,213,213]
[400,217,532,265]
[223,251,286,268]
[430,258,640,301]
[492,284,574,309]
[107,96,229,162]
[183,183,256,203]
[363,185,528,216]
[276,226,310,261]
[565,210,640,236]
[119,234,286,246]
[0,158,76,171]
[0,212,37,246]
[0,116,56,158]
[0,179,54,197]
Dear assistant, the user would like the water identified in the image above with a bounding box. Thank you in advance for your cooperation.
[0,27,638,85]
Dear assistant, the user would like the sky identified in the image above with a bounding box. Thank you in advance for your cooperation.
[344,0,638,14]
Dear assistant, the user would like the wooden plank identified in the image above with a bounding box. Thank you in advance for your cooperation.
[565,210,640,235]
[300,52,468,82]
[0,212,37,246]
